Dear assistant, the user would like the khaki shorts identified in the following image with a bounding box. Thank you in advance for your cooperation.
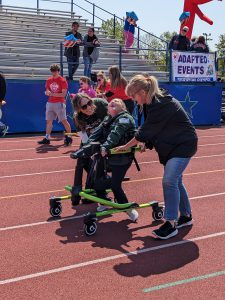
[46,102,67,122]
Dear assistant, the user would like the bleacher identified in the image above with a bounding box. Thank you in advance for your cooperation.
[0,6,169,80]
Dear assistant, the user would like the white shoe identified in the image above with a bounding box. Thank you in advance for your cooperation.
[126,209,139,222]
[97,205,108,212]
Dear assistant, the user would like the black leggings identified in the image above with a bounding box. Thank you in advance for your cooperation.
[94,162,131,204]
[73,157,91,187]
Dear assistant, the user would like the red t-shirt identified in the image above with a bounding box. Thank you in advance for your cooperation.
[105,81,131,102]
[45,76,68,103]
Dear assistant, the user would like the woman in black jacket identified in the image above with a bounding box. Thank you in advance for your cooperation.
[71,93,108,205]
[115,74,198,240]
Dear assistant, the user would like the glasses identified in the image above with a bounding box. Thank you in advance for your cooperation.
[182,29,188,33]
[80,100,92,110]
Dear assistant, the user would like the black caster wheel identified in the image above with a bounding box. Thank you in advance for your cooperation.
[84,222,97,236]
[50,203,62,217]
[152,208,164,221]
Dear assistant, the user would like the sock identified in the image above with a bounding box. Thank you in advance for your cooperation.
[45,134,50,139]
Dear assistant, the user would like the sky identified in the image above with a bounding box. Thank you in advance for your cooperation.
[3,0,225,50]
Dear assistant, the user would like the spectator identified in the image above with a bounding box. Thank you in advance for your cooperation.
[64,22,82,81]
[83,27,100,78]
[78,76,97,98]
[38,64,72,146]
[105,65,134,114]
[190,35,209,53]
[0,72,8,137]
[95,71,108,97]
[169,26,190,51]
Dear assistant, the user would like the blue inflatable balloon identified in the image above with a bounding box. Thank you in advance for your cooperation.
[179,11,190,22]
[64,34,78,42]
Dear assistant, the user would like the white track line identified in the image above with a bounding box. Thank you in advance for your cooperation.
[1,230,225,285]
[1,191,225,232]
[0,155,69,163]
[2,166,225,181]
[0,142,225,153]
[2,152,225,164]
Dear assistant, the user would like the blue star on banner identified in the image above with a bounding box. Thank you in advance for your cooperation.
[179,92,198,118]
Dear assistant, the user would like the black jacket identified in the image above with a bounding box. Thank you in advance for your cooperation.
[64,31,83,58]
[135,93,198,165]
[89,111,136,165]
[169,34,190,51]
[190,42,209,53]
[75,98,108,135]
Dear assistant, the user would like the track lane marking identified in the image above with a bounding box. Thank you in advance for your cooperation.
[1,191,225,231]
[143,270,225,293]
[1,167,225,180]
[1,231,225,285]
[1,142,225,153]
[2,152,225,164]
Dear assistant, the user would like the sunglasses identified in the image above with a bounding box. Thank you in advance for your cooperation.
[182,29,188,33]
[81,100,92,110]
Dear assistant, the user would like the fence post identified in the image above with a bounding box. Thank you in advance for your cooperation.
[137,26,140,54]
[71,0,74,19]
[60,42,64,77]
[0,0,2,6]
[119,45,122,72]
[169,50,172,83]
[92,3,95,26]
[113,14,116,39]
[37,0,40,15]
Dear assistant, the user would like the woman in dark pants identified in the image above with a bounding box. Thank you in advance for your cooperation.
[71,94,108,205]
[115,74,198,240]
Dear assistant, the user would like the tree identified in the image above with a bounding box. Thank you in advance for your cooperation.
[138,31,176,71]
[101,18,124,43]
[215,34,225,77]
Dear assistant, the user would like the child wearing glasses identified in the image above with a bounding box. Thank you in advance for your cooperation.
[95,71,108,98]
[70,93,108,205]
[78,76,97,98]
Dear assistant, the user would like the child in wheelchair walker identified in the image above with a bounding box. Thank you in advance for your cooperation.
[71,98,139,221]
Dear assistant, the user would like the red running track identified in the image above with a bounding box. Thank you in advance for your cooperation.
[0,128,225,300]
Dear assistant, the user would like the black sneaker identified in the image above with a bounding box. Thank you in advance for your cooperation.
[176,215,193,228]
[38,138,50,145]
[152,221,178,240]
[64,136,73,146]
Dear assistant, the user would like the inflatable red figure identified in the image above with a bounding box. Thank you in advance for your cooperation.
[180,0,222,38]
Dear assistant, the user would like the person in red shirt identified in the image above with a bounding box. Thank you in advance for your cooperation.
[104,65,134,114]
[38,64,72,145]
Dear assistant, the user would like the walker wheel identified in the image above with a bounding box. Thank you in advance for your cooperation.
[152,208,164,221]
[50,203,62,217]
[84,222,97,236]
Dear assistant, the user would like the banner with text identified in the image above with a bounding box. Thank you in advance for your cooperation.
[171,51,216,82]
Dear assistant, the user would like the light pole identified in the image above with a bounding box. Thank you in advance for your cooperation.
[203,33,213,44]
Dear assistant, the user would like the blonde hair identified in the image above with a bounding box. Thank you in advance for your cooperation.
[108,65,127,89]
[126,74,163,104]
[109,98,127,113]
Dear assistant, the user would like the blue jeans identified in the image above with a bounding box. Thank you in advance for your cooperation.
[67,56,79,79]
[83,56,93,78]
[162,157,192,221]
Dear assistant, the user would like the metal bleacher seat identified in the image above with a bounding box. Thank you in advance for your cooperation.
[0,5,169,81]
